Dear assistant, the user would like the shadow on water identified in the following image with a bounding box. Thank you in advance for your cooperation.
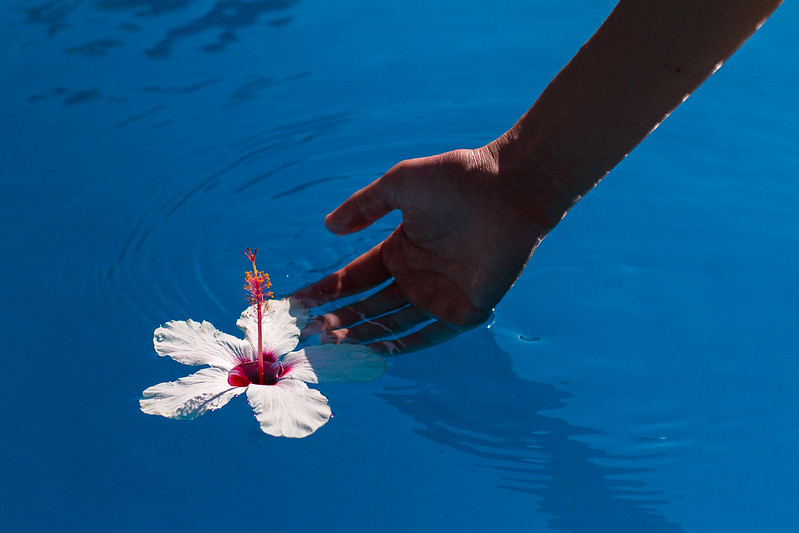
[94,0,200,17]
[18,0,82,36]
[18,0,304,112]
[378,329,684,533]
[64,38,124,57]
[140,0,298,58]
[19,1,297,58]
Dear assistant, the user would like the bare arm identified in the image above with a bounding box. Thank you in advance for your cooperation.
[294,0,783,355]
[497,0,782,215]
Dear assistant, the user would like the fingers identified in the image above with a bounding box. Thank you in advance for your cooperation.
[292,242,391,308]
[325,173,398,235]
[318,304,432,344]
[314,299,476,357]
[295,159,476,355]
[367,320,464,356]
[309,282,409,331]
[294,167,404,307]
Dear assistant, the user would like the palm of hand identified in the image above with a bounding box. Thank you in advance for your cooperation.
[381,150,542,326]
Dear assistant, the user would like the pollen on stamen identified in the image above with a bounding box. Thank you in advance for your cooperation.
[243,248,274,305]
[243,247,275,385]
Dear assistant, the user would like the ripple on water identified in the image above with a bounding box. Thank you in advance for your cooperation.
[99,116,431,328]
[377,329,685,532]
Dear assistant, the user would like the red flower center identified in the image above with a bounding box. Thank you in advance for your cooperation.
[228,361,286,386]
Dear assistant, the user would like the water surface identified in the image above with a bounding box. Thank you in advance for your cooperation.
[2,1,798,531]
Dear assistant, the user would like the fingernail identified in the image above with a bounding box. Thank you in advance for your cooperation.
[299,319,325,342]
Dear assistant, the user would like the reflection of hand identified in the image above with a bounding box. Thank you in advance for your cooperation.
[292,146,564,355]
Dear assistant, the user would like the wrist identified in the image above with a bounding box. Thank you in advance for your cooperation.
[481,128,586,235]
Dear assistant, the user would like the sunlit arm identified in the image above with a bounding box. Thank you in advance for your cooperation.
[494,0,784,223]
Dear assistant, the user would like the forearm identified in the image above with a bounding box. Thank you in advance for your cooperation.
[493,0,782,224]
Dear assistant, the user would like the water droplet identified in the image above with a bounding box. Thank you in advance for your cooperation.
[155,333,165,342]
[519,335,540,342]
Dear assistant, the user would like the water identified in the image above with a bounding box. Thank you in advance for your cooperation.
[2,1,798,531]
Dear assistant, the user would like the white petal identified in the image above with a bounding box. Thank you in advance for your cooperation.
[279,350,318,384]
[153,319,252,370]
[246,380,331,438]
[140,367,245,419]
[292,344,385,383]
[236,299,302,357]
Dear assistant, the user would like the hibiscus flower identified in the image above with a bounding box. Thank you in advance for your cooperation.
[140,249,384,438]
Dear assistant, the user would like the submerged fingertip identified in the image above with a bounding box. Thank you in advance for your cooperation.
[326,221,355,236]
[324,211,348,234]
[319,330,359,345]
[302,319,325,339]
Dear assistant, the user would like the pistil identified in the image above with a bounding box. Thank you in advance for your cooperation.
[243,248,274,384]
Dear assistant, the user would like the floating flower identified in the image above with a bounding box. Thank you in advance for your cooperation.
[140,249,384,438]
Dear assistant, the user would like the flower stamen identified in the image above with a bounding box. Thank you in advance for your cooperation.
[244,248,274,384]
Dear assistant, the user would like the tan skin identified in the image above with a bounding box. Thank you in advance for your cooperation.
[293,147,559,353]
[293,0,784,355]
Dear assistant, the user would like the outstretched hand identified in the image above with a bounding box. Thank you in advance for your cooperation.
[293,0,782,355]
[292,145,564,355]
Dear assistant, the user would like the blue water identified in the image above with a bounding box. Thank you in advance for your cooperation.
[2,1,798,531]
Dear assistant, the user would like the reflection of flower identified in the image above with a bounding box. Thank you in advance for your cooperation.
[140,299,384,438]
[140,249,383,438]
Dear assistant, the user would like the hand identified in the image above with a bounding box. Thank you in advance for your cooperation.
[296,0,781,355]
[292,144,563,355]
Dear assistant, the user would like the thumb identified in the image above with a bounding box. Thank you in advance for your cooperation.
[325,173,398,235]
